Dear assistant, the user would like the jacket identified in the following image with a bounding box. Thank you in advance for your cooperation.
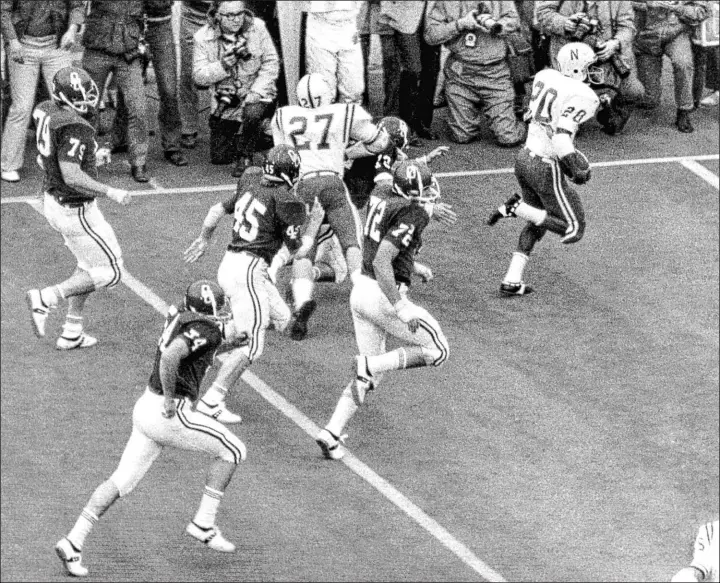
[424,0,519,65]
[379,1,426,34]
[1,0,84,43]
[633,0,708,39]
[82,0,145,57]
[193,13,279,119]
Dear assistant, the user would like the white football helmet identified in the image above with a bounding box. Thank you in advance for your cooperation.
[296,73,334,108]
[557,42,604,84]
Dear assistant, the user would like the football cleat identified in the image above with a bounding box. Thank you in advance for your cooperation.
[55,537,89,577]
[56,333,97,350]
[26,289,49,338]
[289,300,317,341]
[500,281,534,296]
[316,428,347,460]
[185,522,236,553]
[196,399,242,424]
[487,193,522,225]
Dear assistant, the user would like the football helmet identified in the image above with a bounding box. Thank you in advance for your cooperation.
[392,160,440,203]
[185,280,225,318]
[263,145,301,187]
[378,116,409,150]
[557,42,604,84]
[51,66,100,116]
[296,73,334,108]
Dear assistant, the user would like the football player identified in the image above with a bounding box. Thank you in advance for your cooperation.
[316,160,452,460]
[25,66,131,349]
[271,72,390,340]
[486,42,600,296]
[671,519,719,582]
[183,145,307,424]
[55,280,249,577]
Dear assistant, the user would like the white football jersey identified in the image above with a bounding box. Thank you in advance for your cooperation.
[525,68,600,159]
[690,519,719,582]
[272,103,380,176]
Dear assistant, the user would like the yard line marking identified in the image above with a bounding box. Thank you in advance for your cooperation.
[679,159,719,190]
[3,154,718,204]
[23,198,503,581]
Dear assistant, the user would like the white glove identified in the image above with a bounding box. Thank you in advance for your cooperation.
[96,146,112,167]
[107,187,131,206]
[295,235,314,259]
[414,263,433,283]
[394,298,420,333]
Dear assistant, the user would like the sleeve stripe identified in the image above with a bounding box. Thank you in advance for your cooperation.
[344,104,355,144]
[276,109,284,136]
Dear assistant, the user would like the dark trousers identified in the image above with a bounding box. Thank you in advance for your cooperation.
[692,43,720,105]
[209,101,273,165]
[380,31,421,129]
[417,35,440,133]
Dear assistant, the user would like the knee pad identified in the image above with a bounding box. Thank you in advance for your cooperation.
[89,258,123,289]
[217,437,247,464]
[109,470,140,498]
[421,345,449,367]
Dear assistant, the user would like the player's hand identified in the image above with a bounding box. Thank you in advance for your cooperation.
[414,263,434,283]
[221,51,239,70]
[8,39,25,64]
[432,202,458,226]
[394,298,420,333]
[595,39,621,61]
[107,187,131,206]
[184,237,209,263]
[425,146,450,163]
[457,10,481,31]
[295,235,314,260]
[59,29,76,50]
[96,147,112,167]
[564,14,582,34]
[162,398,177,419]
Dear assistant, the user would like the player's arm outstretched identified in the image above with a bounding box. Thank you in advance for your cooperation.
[183,200,232,263]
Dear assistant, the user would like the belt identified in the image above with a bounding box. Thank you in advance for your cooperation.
[525,148,554,163]
[300,170,339,180]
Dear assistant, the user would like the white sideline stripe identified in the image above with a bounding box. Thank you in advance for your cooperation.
[680,159,719,190]
[23,200,503,581]
[4,154,717,205]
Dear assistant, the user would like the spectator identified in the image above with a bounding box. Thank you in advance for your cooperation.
[536,0,644,136]
[699,46,719,105]
[305,1,364,103]
[82,0,152,183]
[379,1,441,142]
[692,1,720,108]
[0,0,84,183]
[194,0,279,177]
[425,1,527,147]
[178,0,213,149]
[633,0,709,133]
[357,0,395,112]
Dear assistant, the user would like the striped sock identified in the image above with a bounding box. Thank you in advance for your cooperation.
[67,509,98,550]
[193,486,224,529]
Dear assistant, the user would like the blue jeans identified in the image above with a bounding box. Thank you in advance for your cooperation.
[82,49,149,165]
[145,19,182,152]
[1,36,75,172]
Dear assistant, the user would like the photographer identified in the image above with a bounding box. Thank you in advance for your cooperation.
[536,0,644,135]
[82,0,151,182]
[425,1,527,147]
[193,1,279,177]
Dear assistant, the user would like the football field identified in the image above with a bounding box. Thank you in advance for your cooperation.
[1,92,718,581]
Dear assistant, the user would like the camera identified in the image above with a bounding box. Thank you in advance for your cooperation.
[568,13,599,41]
[475,2,503,35]
[592,40,631,80]
[221,33,252,62]
[210,89,241,121]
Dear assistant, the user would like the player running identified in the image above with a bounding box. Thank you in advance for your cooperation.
[25,66,131,349]
[55,280,249,577]
[271,72,390,340]
[316,160,454,460]
[486,42,600,296]
[183,145,307,424]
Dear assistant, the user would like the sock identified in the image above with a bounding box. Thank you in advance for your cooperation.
[292,278,313,310]
[504,252,528,283]
[326,382,357,436]
[366,351,401,375]
[60,315,84,340]
[202,383,228,407]
[193,486,223,529]
[67,508,98,550]
[40,285,62,308]
[514,202,547,226]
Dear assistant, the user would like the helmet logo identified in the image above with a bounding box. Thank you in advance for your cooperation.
[200,284,217,315]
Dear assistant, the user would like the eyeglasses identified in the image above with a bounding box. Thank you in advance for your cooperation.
[218,12,245,20]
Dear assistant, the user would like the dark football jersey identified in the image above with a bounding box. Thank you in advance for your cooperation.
[148,306,223,402]
[361,191,430,286]
[222,168,307,264]
[344,145,402,209]
[32,100,98,204]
